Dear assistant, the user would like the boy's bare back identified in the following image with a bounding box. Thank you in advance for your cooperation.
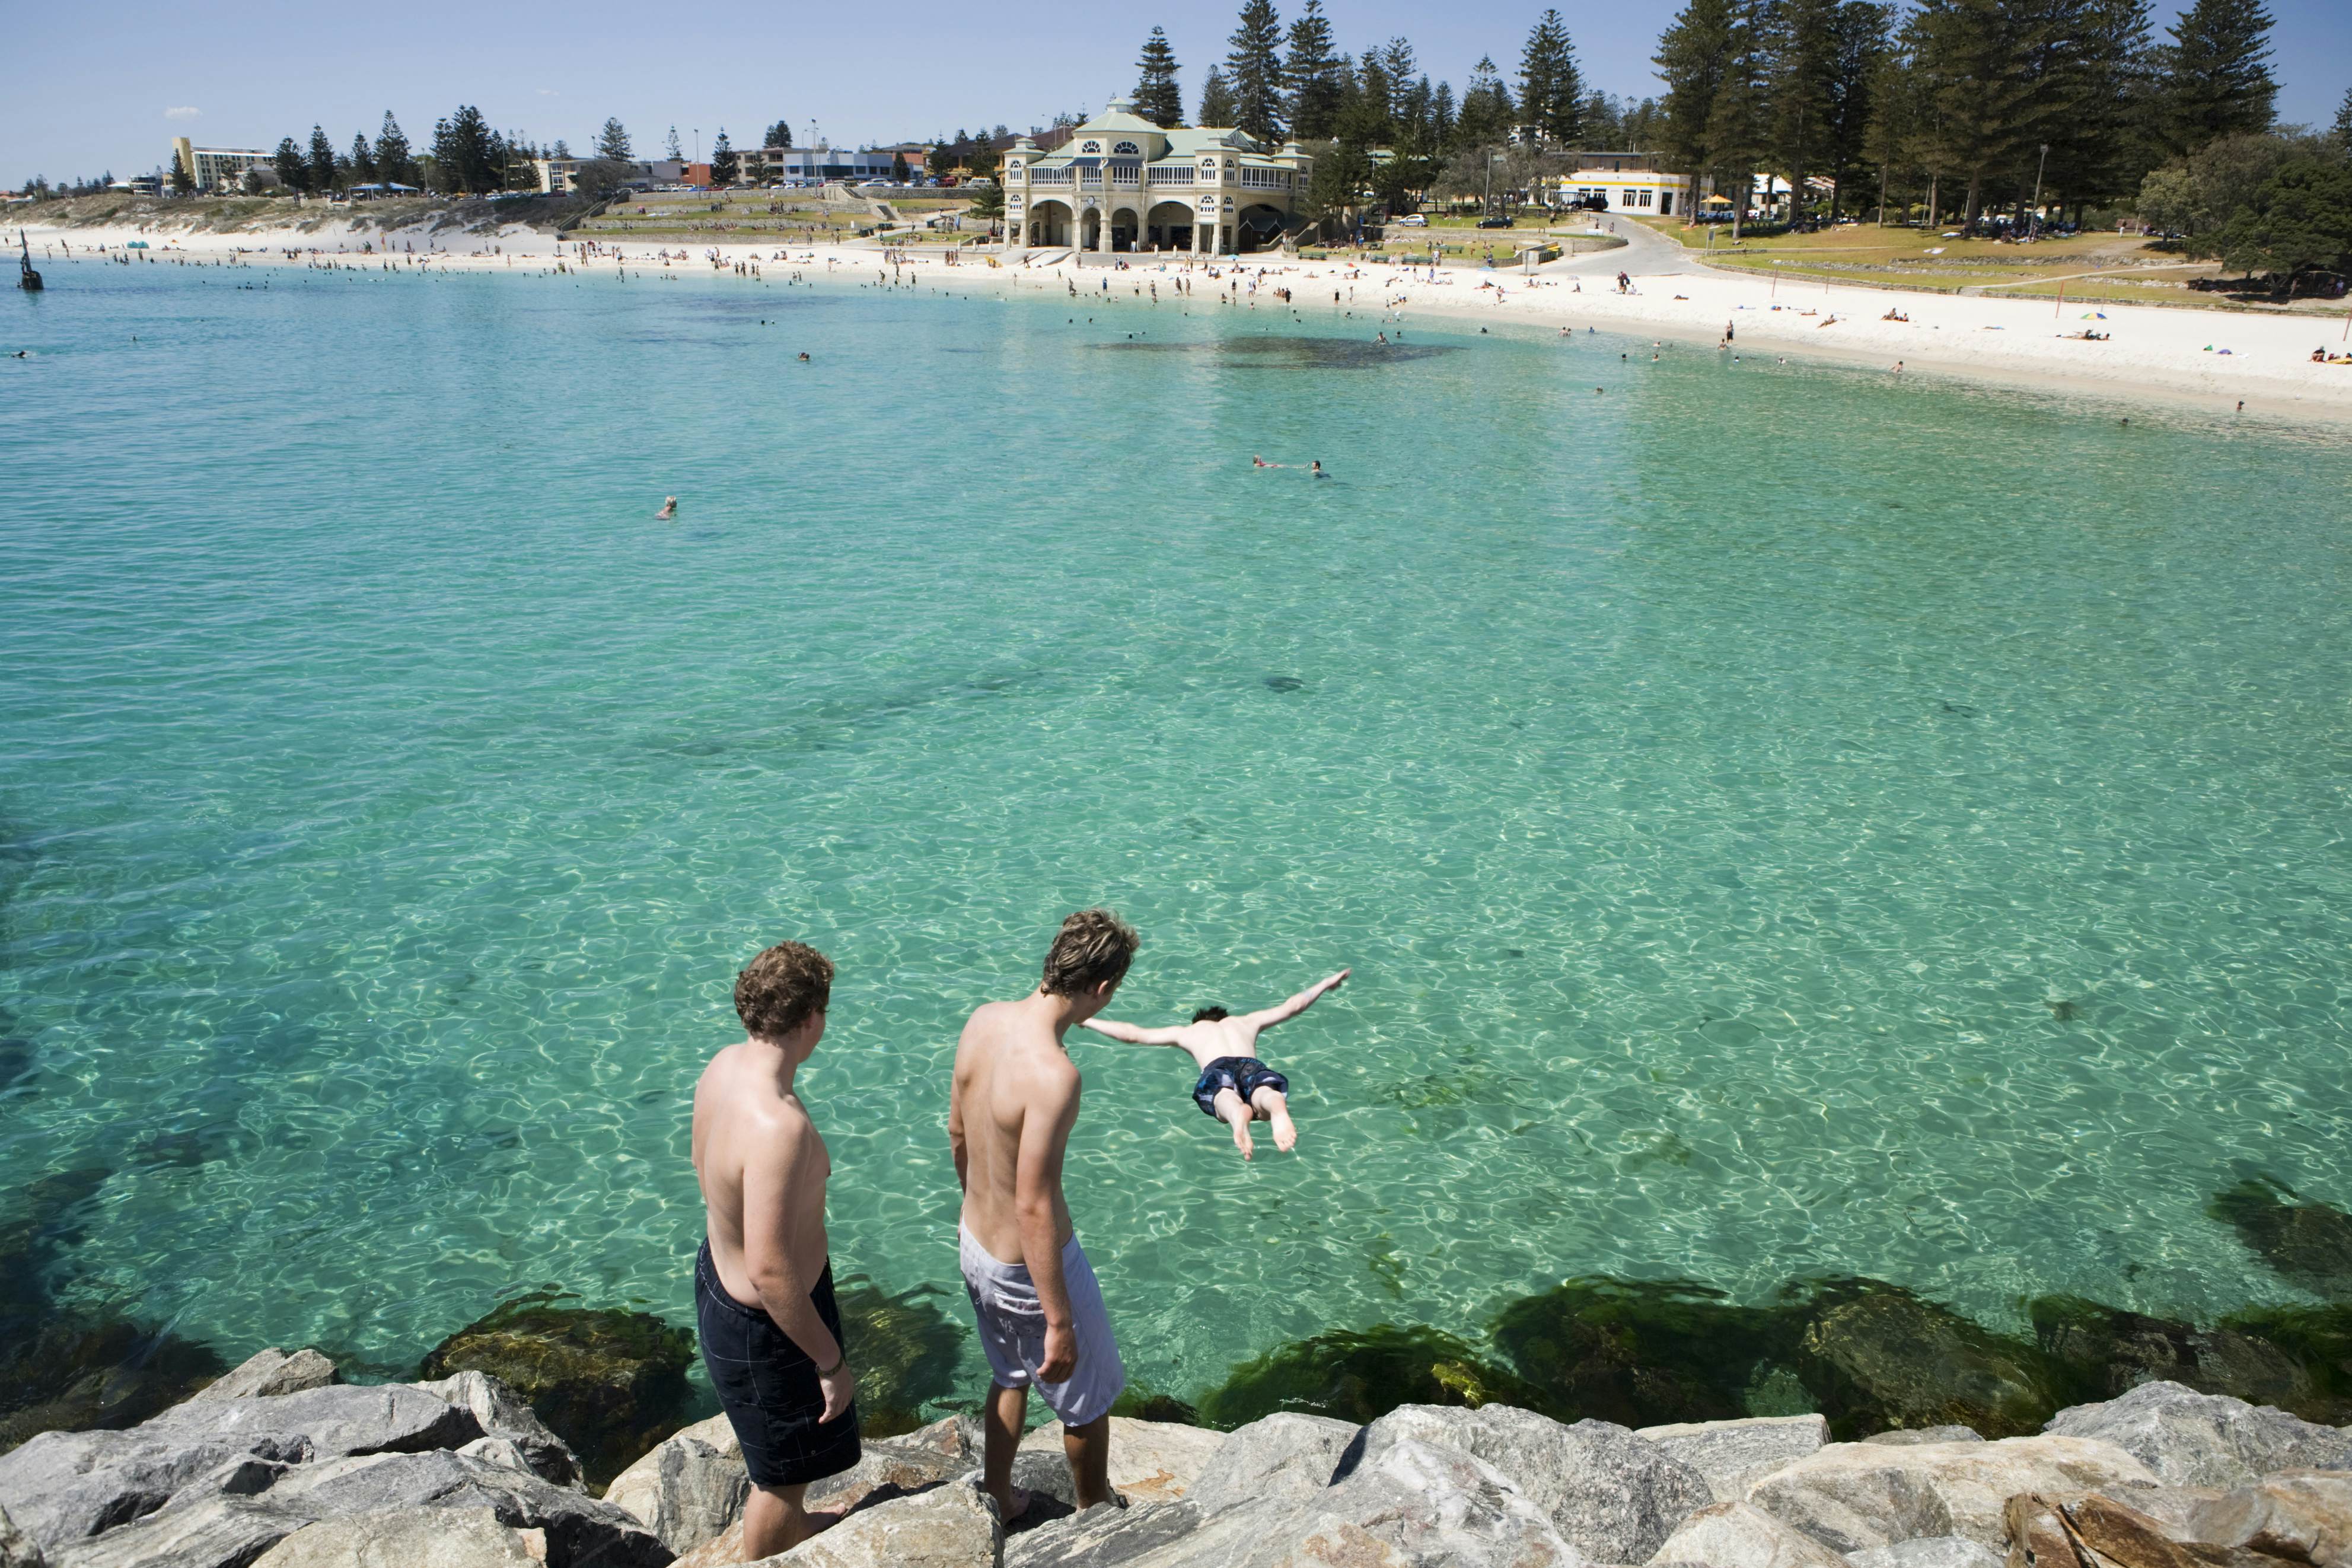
[692,1041,831,1311]
[949,999,1081,1267]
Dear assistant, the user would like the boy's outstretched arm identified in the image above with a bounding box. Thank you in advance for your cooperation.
[1077,1017,1189,1046]
[1243,968,1350,1030]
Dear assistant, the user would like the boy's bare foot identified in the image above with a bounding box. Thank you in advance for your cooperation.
[993,1485,1033,1524]
[1231,1115,1255,1159]
[1270,1106,1298,1153]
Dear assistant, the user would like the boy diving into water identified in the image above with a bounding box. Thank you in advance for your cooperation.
[1079,969,1349,1159]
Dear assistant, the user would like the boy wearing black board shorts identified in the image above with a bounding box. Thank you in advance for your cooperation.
[1081,968,1349,1159]
[691,941,860,1556]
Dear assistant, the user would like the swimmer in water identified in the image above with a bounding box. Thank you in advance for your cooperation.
[797,352,810,362]
[1311,461,1326,478]
[1079,970,1349,1159]
[656,496,678,520]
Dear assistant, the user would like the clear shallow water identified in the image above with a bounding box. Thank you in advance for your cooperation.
[3,257,2349,1414]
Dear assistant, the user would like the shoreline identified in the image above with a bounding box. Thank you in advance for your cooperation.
[20,216,2352,423]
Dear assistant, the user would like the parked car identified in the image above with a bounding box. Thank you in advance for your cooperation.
[1395,213,1427,227]
[1477,215,1515,229]
[858,179,891,189]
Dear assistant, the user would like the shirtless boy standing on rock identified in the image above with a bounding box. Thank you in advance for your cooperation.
[691,941,861,1557]
[949,909,1137,1522]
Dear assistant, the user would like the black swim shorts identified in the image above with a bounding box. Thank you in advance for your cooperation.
[695,1241,862,1489]
[1192,1056,1290,1117]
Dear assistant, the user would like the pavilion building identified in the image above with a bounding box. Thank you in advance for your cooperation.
[1003,96,1312,256]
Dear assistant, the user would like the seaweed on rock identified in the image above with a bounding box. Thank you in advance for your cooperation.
[0,1166,226,1454]
[1489,1276,1801,1427]
[1196,1324,1540,1430]
[831,1274,964,1437]
[418,1290,694,1485]
[2029,1294,2329,1418]
[2213,1304,2352,1423]
[1795,1278,2064,1439]
[2208,1177,2352,1301]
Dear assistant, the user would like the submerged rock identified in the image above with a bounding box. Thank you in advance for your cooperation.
[1339,1402,1711,1563]
[187,1351,339,1406]
[1795,1285,2061,1439]
[1637,1414,1830,1502]
[2208,1178,2352,1300]
[417,1293,693,1485]
[830,1276,964,1440]
[2216,1304,2352,1424]
[0,1314,228,1456]
[2041,1379,2352,1487]
[1195,1323,1538,1429]
[1491,1277,1800,1429]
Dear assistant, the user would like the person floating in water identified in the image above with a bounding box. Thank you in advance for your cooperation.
[1311,460,1327,478]
[657,496,678,520]
[1079,969,1349,1159]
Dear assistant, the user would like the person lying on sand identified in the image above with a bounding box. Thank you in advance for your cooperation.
[1882,309,1910,321]
[1079,970,1348,1159]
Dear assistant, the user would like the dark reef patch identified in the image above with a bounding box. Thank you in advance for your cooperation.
[1196,1324,1538,1430]
[1263,675,1305,692]
[2208,1176,2352,1300]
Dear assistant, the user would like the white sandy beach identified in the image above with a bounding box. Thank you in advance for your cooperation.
[20,213,2352,419]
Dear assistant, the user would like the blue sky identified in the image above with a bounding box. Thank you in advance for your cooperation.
[7,0,2348,184]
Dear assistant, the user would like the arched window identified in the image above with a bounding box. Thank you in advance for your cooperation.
[1113,141,1140,155]
[1081,141,1102,154]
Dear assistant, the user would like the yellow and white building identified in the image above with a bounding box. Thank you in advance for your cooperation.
[1549,155,1693,217]
[171,139,276,193]
[1003,95,1313,256]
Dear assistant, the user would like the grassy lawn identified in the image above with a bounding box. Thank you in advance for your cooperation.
[1618,215,2335,310]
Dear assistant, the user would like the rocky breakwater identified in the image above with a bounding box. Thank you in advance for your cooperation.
[0,1349,660,1568]
[7,1357,2352,1568]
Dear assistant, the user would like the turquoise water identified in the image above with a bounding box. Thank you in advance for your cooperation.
[4,257,2350,1413]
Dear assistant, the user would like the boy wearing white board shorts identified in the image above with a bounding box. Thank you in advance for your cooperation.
[948,910,1137,1520]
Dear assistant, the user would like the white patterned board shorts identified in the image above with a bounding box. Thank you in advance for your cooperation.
[958,1223,1127,1427]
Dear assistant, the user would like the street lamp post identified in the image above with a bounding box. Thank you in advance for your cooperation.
[2029,143,2048,239]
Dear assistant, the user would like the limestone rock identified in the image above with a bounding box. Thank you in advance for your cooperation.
[256,1449,663,1565]
[1647,1500,1848,1568]
[1798,1290,2060,1440]
[1863,1429,1983,1448]
[1264,1435,1583,1568]
[808,1436,976,1518]
[893,1419,972,1464]
[746,1479,1000,1568]
[1637,1416,1830,1502]
[1184,1413,1359,1512]
[2187,1469,2352,1564]
[1015,1419,1226,1503]
[0,1385,483,1550]
[248,1505,548,1567]
[1842,1535,2004,1568]
[670,1522,745,1568]
[603,1414,747,1554]
[1746,1436,2156,1554]
[2042,1381,2352,1489]
[412,1372,585,1491]
[43,1491,301,1568]
[1,1503,44,1568]
[189,1351,340,1406]
[1345,1403,1710,1563]
[1003,1502,1202,1568]
[418,1296,694,1484]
